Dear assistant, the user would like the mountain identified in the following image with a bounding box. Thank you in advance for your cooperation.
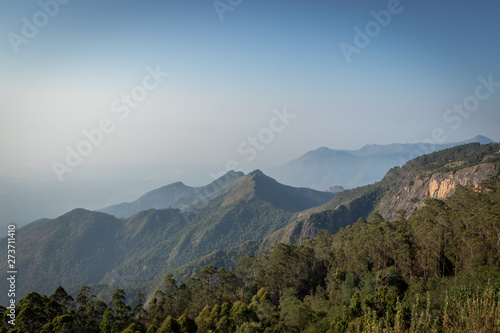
[0,170,334,304]
[12,167,500,333]
[267,142,500,244]
[266,135,496,190]
[97,170,245,218]
[221,170,335,212]
[13,209,123,295]
[169,142,500,279]
[2,142,498,305]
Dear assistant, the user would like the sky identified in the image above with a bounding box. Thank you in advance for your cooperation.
[1,0,499,225]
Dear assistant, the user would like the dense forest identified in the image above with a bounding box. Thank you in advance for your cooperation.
[2,175,499,332]
[403,142,500,175]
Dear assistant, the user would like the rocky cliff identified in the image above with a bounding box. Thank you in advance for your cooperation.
[266,144,500,244]
[376,162,499,220]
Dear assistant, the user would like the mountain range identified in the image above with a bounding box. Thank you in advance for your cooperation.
[1,169,337,303]
[97,170,245,218]
[1,142,499,305]
[96,135,495,219]
[265,135,495,190]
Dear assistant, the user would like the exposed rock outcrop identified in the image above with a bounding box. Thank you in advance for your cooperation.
[377,162,499,220]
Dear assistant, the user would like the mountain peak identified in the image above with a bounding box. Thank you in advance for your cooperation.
[466,135,495,145]
[222,169,334,212]
[249,169,266,177]
[98,171,245,218]
[267,135,498,190]
[59,208,98,221]
[310,146,333,154]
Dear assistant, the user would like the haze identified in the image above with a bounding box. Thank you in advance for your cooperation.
[1,0,499,226]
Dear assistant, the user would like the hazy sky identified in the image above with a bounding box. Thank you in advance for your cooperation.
[1,0,499,224]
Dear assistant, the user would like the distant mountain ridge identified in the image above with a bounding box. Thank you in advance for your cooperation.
[170,142,500,281]
[0,169,334,304]
[98,136,495,218]
[266,135,495,190]
[1,141,498,306]
[264,142,500,244]
[98,170,245,218]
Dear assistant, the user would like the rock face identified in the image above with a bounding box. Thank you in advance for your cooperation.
[428,164,497,199]
[267,136,495,190]
[377,162,499,220]
[264,148,500,246]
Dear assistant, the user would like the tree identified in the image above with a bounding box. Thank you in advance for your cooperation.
[110,288,132,332]
[49,286,74,312]
[16,292,50,332]
[122,322,143,333]
[215,268,238,304]
[249,288,278,329]
[145,324,159,333]
[277,289,314,333]
[43,313,77,333]
[157,315,180,333]
[194,306,215,333]
[177,314,197,333]
[188,266,218,314]
[229,301,254,329]
[162,274,180,318]
[236,254,257,302]
[99,308,114,333]
[133,292,147,321]
[369,212,385,224]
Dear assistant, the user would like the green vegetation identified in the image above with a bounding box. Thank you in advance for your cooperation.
[402,142,500,177]
[4,143,498,307]
[0,170,335,305]
[3,177,500,332]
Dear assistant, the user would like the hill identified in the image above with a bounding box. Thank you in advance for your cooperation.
[169,142,500,281]
[266,135,495,190]
[8,175,500,332]
[1,142,498,305]
[97,170,245,218]
[266,142,500,243]
[0,170,334,304]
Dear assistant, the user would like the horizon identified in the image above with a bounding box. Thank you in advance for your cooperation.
[1,135,497,228]
[1,1,500,227]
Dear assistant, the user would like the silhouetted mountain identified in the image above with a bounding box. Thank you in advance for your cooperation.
[98,170,244,218]
[266,135,495,190]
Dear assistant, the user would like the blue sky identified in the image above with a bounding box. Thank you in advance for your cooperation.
[1,0,499,224]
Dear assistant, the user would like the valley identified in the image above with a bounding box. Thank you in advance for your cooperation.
[1,141,499,332]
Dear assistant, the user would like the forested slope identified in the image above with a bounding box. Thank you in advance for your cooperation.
[152,143,500,289]
[4,176,500,332]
